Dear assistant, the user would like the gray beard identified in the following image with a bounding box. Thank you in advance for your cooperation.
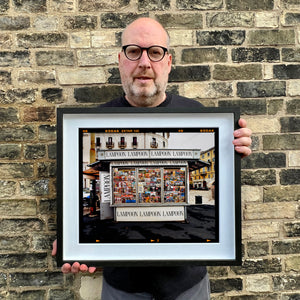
[124,81,166,107]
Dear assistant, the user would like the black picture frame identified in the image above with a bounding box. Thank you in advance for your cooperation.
[56,107,241,267]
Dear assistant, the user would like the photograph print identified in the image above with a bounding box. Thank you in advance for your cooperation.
[79,127,218,244]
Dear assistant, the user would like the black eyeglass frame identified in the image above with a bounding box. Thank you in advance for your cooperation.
[122,44,169,62]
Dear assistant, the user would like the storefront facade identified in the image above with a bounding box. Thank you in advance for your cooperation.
[89,149,209,222]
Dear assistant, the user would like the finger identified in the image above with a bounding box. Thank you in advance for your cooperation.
[80,264,89,272]
[232,137,252,147]
[52,239,57,256]
[234,145,252,158]
[71,262,81,273]
[88,267,97,273]
[238,118,247,128]
[61,263,72,274]
[234,128,252,138]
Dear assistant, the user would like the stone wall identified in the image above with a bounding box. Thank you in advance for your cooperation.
[0,0,299,299]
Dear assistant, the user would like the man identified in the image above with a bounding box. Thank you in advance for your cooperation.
[52,17,252,299]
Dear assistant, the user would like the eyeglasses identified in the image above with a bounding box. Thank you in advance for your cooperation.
[122,44,168,62]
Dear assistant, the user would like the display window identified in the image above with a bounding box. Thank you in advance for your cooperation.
[138,168,162,203]
[113,168,136,204]
[112,166,187,206]
[164,168,186,203]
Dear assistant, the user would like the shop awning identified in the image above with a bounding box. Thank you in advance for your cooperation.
[87,158,209,172]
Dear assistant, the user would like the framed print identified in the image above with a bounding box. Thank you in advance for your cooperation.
[56,107,241,267]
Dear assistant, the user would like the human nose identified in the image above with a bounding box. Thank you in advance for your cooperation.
[138,49,151,67]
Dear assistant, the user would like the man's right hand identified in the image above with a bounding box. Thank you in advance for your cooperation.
[52,240,97,274]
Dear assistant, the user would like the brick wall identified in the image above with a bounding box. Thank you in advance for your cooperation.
[0,0,299,299]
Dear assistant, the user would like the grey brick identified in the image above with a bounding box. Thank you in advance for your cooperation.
[64,15,97,29]
[280,117,300,132]
[0,273,6,288]
[37,162,56,178]
[38,125,56,141]
[226,0,274,10]
[237,81,286,98]
[267,99,284,115]
[281,293,300,300]
[197,30,245,45]
[17,33,68,48]
[210,278,243,293]
[274,64,300,79]
[0,235,30,252]
[0,199,36,216]
[284,13,300,25]
[0,107,19,123]
[13,0,46,13]
[0,51,30,67]
[20,179,50,196]
[0,163,33,179]
[48,144,56,159]
[8,290,46,300]
[0,0,9,13]
[281,48,300,62]
[41,88,63,103]
[232,258,281,275]
[232,47,280,62]
[213,64,262,80]
[282,48,300,62]
[0,180,17,198]
[0,125,35,142]
[284,222,300,237]
[207,12,254,27]
[247,241,269,257]
[49,289,75,300]
[241,152,286,169]
[108,68,121,84]
[218,99,266,115]
[36,51,75,66]
[32,233,56,251]
[40,198,56,214]
[138,0,170,11]
[263,134,300,150]
[9,271,63,287]
[101,13,148,28]
[182,47,227,63]
[230,294,279,300]
[0,89,37,104]
[74,85,124,103]
[0,16,30,30]
[273,274,300,290]
[280,169,300,185]
[24,144,46,159]
[264,186,300,202]
[286,99,300,115]
[272,240,300,255]
[0,144,21,160]
[176,0,223,10]
[156,13,203,28]
[0,71,11,85]
[0,253,47,269]
[169,65,210,82]
[18,71,55,84]
[79,0,130,11]
[282,0,300,9]
[241,169,276,185]
[248,30,295,46]
[0,218,44,233]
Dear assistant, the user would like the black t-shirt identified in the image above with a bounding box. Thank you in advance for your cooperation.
[100,93,207,300]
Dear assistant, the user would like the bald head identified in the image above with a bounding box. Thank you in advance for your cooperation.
[118,17,172,107]
[121,18,170,49]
